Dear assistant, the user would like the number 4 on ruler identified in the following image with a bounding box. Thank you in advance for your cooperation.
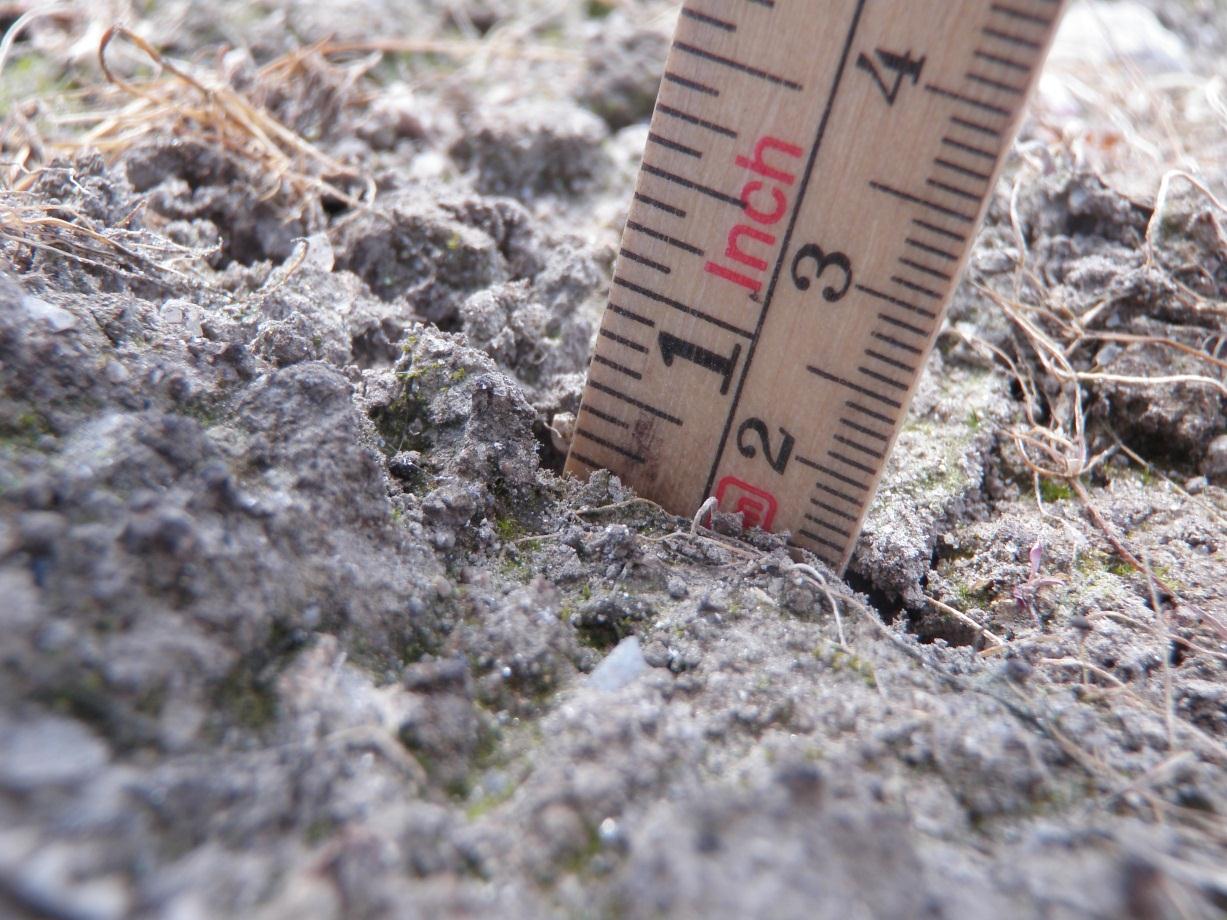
[856,48,925,106]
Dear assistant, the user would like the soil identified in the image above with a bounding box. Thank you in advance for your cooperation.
[2,1,1226,918]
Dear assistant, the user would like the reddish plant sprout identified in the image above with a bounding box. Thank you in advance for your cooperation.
[1014,540,1065,623]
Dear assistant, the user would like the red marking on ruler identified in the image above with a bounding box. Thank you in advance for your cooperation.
[715,476,778,530]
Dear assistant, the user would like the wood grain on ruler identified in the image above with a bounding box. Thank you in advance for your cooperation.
[566,0,1068,571]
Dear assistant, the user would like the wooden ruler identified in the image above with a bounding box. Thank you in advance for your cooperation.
[565,0,1067,572]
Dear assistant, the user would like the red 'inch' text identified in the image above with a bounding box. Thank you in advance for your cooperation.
[704,135,803,296]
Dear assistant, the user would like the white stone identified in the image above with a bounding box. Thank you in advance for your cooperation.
[587,635,648,692]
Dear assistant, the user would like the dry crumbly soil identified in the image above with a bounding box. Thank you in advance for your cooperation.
[1,1,1226,918]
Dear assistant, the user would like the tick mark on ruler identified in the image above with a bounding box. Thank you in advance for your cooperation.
[634,192,686,217]
[574,427,645,464]
[973,49,1031,71]
[926,84,1011,117]
[609,302,655,327]
[833,435,884,460]
[990,3,1052,26]
[912,217,967,243]
[646,132,702,158]
[840,416,889,442]
[656,104,736,138]
[798,529,844,555]
[588,379,682,425]
[949,114,1001,137]
[890,275,942,300]
[846,400,894,425]
[869,181,975,222]
[982,27,1041,50]
[864,348,917,373]
[582,404,630,428]
[872,331,923,355]
[613,275,754,338]
[808,364,902,409]
[673,41,802,91]
[926,177,981,202]
[898,258,952,282]
[941,136,997,160]
[592,354,643,380]
[812,480,861,507]
[877,313,929,337]
[626,220,703,256]
[804,514,852,538]
[642,162,743,206]
[811,497,857,521]
[829,450,877,476]
[681,7,736,31]
[856,284,936,318]
[966,71,1025,94]
[934,158,991,182]
[664,71,719,95]
[905,237,958,261]
[621,248,672,274]
[569,451,601,470]
[804,458,870,491]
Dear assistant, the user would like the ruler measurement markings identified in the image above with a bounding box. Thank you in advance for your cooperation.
[663,71,720,95]
[845,400,896,426]
[856,284,936,319]
[864,348,918,374]
[890,276,943,300]
[990,3,1053,25]
[871,331,924,355]
[625,221,704,256]
[840,417,890,441]
[857,365,909,392]
[607,302,656,327]
[940,134,996,159]
[804,514,853,538]
[812,497,858,522]
[569,451,602,471]
[973,49,1031,71]
[812,478,862,507]
[981,27,1041,50]
[948,113,1001,137]
[904,237,959,261]
[656,104,738,139]
[574,426,645,464]
[925,177,982,201]
[680,7,738,31]
[568,0,1067,570]
[620,248,672,274]
[581,404,631,428]
[828,450,878,477]
[586,379,683,425]
[933,158,991,182]
[641,162,744,207]
[924,83,1011,117]
[897,258,953,281]
[699,0,869,501]
[833,435,885,460]
[671,41,804,92]
[966,71,1026,94]
[646,132,704,158]
[612,275,754,338]
[592,353,644,380]
[868,180,975,222]
[633,192,687,218]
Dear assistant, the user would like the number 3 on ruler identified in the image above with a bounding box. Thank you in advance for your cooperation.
[790,243,852,302]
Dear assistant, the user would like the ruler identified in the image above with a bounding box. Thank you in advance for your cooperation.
[565,0,1067,572]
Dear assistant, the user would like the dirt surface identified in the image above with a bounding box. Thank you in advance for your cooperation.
[2,1,1226,918]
